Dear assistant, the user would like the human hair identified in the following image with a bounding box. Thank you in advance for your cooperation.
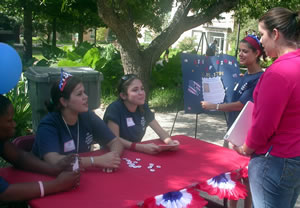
[240,37,267,62]
[117,74,139,96]
[259,7,300,45]
[45,76,82,112]
[117,74,144,113]
[0,94,12,116]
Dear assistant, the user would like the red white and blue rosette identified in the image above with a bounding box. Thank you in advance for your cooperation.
[197,172,247,200]
[140,188,207,208]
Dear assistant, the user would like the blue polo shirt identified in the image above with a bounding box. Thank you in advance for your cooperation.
[32,111,116,159]
[103,100,155,142]
[0,142,9,193]
[227,71,263,128]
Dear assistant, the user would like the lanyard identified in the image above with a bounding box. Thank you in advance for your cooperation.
[62,116,80,153]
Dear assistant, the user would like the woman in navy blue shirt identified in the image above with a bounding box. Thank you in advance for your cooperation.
[104,74,179,154]
[32,70,123,172]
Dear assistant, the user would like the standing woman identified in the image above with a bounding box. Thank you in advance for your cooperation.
[201,35,265,134]
[103,74,179,155]
[0,94,79,201]
[32,71,123,172]
[201,35,265,208]
[234,7,300,208]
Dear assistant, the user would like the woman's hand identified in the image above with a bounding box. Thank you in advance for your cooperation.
[54,170,80,192]
[136,143,160,155]
[164,139,180,151]
[56,154,79,172]
[232,144,254,156]
[94,152,121,169]
[201,101,216,110]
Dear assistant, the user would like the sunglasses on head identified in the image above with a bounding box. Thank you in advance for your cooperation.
[121,74,137,82]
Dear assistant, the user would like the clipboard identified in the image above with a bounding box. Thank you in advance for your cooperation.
[224,101,254,146]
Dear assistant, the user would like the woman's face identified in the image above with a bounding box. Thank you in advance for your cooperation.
[123,79,145,106]
[63,83,89,113]
[0,104,16,140]
[258,22,276,58]
[239,42,258,66]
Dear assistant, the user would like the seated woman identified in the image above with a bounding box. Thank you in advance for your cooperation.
[103,74,179,154]
[0,94,79,201]
[32,70,123,172]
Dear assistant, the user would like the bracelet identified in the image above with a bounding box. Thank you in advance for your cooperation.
[130,142,136,151]
[90,157,95,167]
[216,104,220,110]
[38,181,44,198]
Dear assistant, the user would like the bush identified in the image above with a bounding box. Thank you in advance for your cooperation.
[151,50,182,89]
[5,77,32,137]
[177,36,197,52]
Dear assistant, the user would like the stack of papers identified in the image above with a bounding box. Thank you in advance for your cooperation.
[202,77,225,104]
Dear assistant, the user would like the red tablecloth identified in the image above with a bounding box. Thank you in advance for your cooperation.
[0,135,249,208]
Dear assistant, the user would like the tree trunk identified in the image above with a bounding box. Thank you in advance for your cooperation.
[23,0,32,63]
[94,28,97,45]
[52,18,56,47]
[78,25,84,44]
[117,43,152,96]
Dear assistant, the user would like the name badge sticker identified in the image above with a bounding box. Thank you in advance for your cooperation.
[64,140,76,152]
[126,117,135,127]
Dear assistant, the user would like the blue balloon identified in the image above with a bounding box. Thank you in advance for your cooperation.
[0,43,22,94]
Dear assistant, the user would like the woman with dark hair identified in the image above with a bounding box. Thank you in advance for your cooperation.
[0,94,79,201]
[32,70,123,172]
[201,35,266,208]
[201,35,265,132]
[103,74,179,154]
[234,7,300,207]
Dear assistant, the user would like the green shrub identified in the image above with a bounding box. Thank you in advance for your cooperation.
[151,52,182,89]
[177,36,197,52]
[6,78,32,137]
[41,42,66,61]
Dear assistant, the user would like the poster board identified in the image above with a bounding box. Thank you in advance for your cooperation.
[181,53,240,114]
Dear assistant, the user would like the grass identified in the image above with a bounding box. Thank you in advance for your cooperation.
[149,87,183,112]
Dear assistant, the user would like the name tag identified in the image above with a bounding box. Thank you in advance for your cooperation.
[126,117,135,127]
[64,140,75,152]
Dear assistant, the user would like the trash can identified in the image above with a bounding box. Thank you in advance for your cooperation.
[24,66,103,132]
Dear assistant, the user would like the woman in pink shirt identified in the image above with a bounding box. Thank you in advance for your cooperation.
[234,7,300,208]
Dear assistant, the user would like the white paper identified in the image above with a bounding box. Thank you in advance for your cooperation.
[202,77,225,104]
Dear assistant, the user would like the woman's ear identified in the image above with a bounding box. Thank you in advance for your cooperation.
[119,92,127,100]
[272,28,280,40]
[59,97,68,108]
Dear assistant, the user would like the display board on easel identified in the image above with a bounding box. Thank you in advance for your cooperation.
[170,32,241,138]
[181,53,241,114]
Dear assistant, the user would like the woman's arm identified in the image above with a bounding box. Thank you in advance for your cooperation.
[107,120,161,154]
[149,119,180,148]
[3,142,73,176]
[43,149,121,171]
[0,171,79,201]
[201,101,244,112]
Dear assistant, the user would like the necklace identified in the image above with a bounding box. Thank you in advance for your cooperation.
[62,116,80,153]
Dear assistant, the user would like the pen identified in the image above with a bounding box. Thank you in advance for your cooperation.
[265,145,273,157]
